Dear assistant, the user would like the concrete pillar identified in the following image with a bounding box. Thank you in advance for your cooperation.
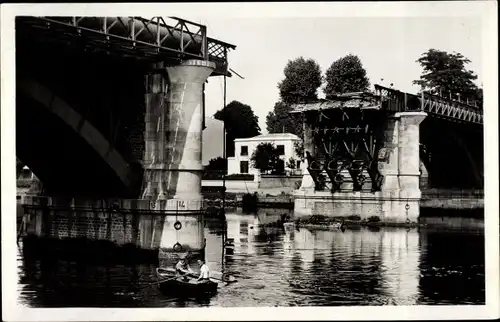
[379,112,425,222]
[142,61,168,200]
[379,117,400,192]
[299,115,315,191]
[150,59,215,267]
[397,112,426,199]
[163,60,215,203]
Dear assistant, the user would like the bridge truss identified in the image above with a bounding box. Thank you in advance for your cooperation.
[290,86,483,193]
[16,16,236,76]
[374,85,483,125]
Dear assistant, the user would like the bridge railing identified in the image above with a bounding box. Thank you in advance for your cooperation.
[17,16,235,75]
[421,189,484,199]
[374,85,483,124]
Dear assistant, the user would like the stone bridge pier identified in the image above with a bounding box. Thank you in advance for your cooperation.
[142,59,216,267]
[291,91,430,224]
[378,112,427,221]
[291,85,483,223]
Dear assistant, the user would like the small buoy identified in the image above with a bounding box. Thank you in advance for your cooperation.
[173,242,183,252]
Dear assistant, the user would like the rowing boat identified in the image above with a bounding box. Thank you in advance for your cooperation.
[156,268,218,297]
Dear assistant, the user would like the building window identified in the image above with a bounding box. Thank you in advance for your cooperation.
[240,161,249,174]
[276,145,285,156]
[240,146,248,156]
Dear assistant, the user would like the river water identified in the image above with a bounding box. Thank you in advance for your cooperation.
[16,209,485,307]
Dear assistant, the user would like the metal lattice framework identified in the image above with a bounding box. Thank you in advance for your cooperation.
[16,16,236,76]
[374,85,483,124]
[304,108,385,192]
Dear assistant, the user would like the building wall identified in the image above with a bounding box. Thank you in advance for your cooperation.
[227,134,302,176]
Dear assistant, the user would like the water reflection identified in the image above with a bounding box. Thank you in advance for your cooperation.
[17,210,484,307]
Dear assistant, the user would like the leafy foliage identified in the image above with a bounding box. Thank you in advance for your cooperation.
[214,101,261,157]
[286,157,297,170]
[266,101,304,137]
[205,157,227,172]
[294,140,304,161]
[278,57,322,104]
[225,174,254,181]
[323,54,370,98]
[251,143,280,174]
[203,157,227,179]
[413,49,482,107]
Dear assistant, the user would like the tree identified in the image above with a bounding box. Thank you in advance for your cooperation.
[266,102,305,164]
[266,101,304,136]
[323,54,370,98]
[413,49,482,106]
[286,157,296,170]
[203,157,227,180]
[214,101,261,157]
[294,140,304,161]
[278,57,322,104]
[206,157,227,172]
[251,143,280,174]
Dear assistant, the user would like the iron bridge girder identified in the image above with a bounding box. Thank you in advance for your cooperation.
[15,16,236,77]
[374,84,483,125]
[306,108,384,192]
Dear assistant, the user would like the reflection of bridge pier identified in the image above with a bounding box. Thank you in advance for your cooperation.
[292,87,483,223]
[287,227,420,304]
[380,229,420,305]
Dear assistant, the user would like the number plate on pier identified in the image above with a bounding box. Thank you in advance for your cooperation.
[166,199,200,210]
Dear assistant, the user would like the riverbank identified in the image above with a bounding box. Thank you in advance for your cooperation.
[202,190,484,214]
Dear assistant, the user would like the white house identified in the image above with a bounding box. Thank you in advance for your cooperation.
[227,133,302,176]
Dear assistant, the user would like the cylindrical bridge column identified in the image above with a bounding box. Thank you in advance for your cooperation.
[397,111,427,199]
[162,60,215,202]
[159,60,215,267]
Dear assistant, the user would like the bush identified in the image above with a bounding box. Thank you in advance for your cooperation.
[367,216,381,223]
[202,170,225,180]
[225,174,254,181]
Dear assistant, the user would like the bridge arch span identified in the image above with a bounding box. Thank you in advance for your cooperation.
[17,77,141,198]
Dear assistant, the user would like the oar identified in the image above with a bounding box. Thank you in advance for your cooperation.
[184,272,237,284]
[138,274,179,289]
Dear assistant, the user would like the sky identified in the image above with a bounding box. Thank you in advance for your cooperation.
[191,16,483,133]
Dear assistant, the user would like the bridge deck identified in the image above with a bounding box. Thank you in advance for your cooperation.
[16,16,235,76]
[290,85,483,125]
[374,85,483,124]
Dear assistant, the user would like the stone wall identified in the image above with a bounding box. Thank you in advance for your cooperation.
[420,198,484,209]
[18,196,207,256]
[202,179,259,192]
[258,175,302,190]
[293,190,420,223]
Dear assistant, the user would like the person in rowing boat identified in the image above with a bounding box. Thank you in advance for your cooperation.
[196,259,210,283]
[175,255,194,280]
